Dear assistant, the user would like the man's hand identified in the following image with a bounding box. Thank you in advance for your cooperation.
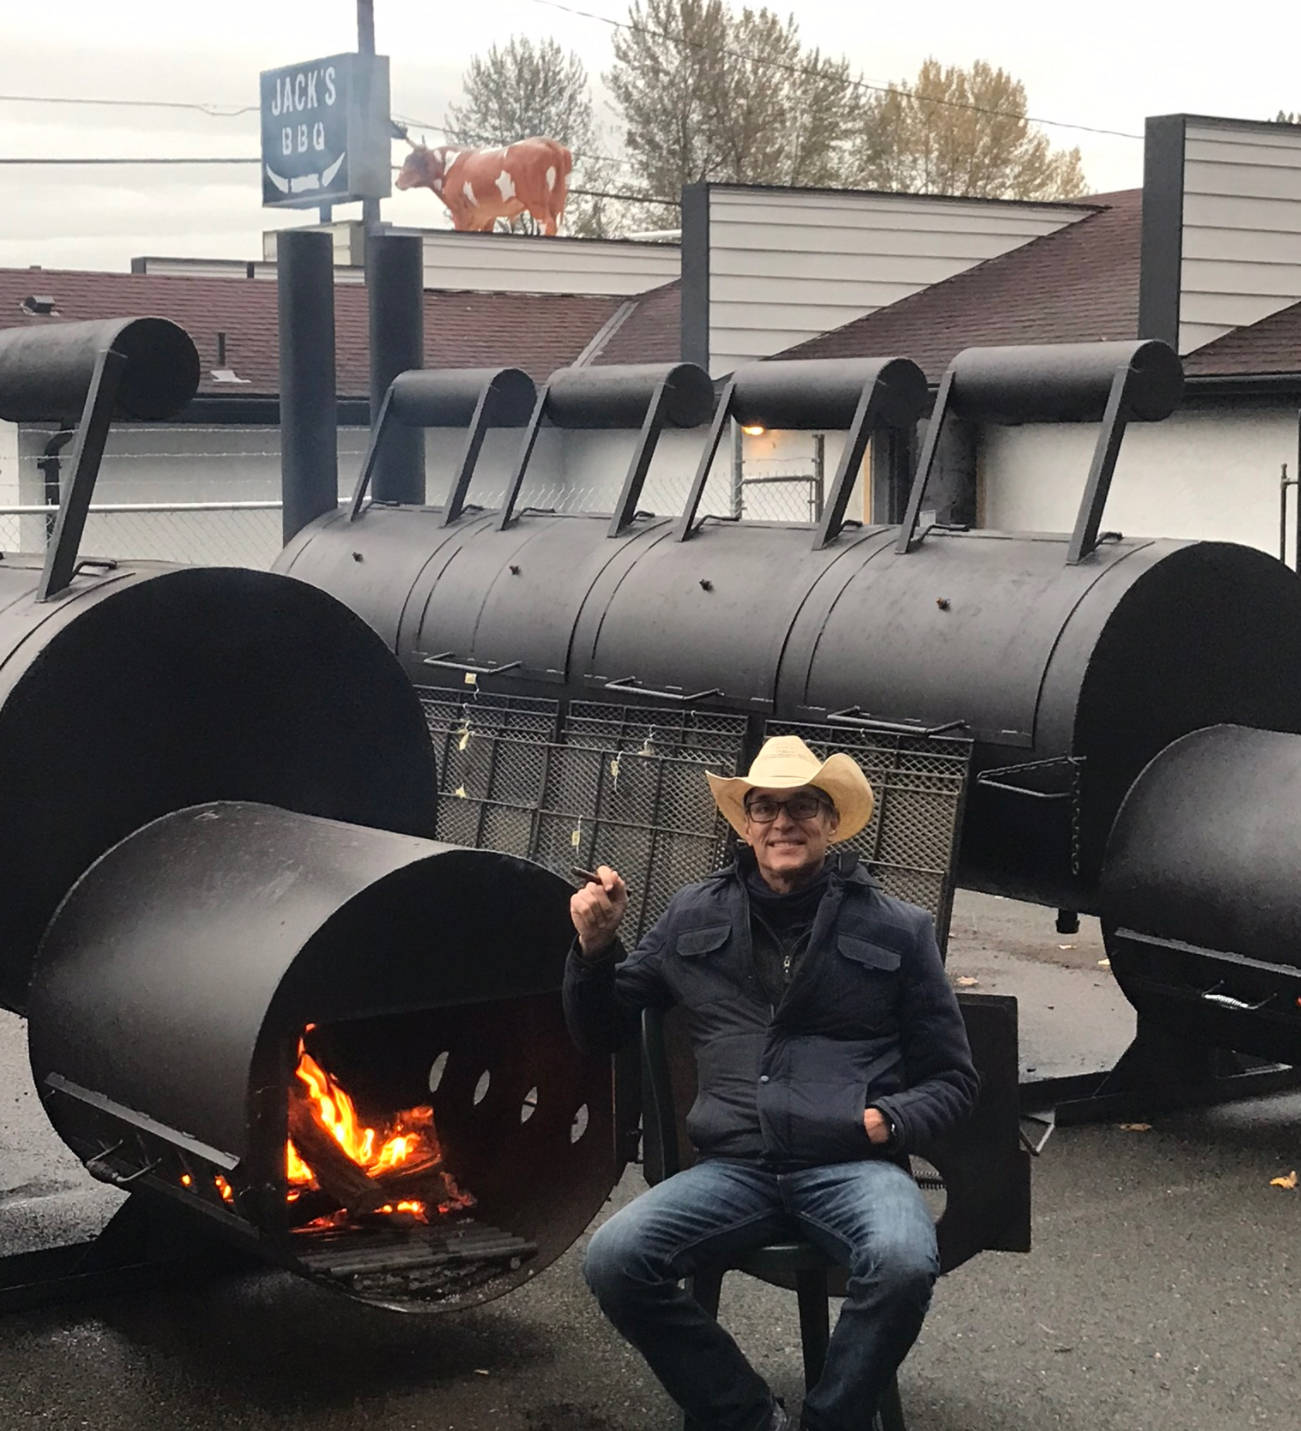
[570,865,629,958]
[863,1106,893,1145]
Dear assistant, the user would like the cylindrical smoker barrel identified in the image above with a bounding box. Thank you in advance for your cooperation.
[28,801,616,1312]
[1100,724,1301,1065]
[948,339,1184,424]
[546,362,715,429]
[0,317,200,422]
[278,510,1301,915]
[386,367,537,427]
[0,560,437,1014]
[732,356,929,431]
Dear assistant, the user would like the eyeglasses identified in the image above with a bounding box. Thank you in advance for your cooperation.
[744,792,833,823]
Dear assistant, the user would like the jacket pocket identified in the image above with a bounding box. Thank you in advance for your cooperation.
[670,923,734,1004]
[835,935,900,1031]
[837,935,901,972]
[676,925,731,957]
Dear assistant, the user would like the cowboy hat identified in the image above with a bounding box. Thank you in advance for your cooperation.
[706,735,874,842]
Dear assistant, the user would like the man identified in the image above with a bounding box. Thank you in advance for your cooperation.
[564,735,979,1431]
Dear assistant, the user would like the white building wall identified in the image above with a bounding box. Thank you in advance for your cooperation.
[6,423,371,568]
[424,425,563,508]
[704,187,1088,377]
[262,223,681,297]
[1179,119,1301,353]
[979,402,1298,563]
[552,425,865,527]
[10,402,1292,574]
[0,421,19,506]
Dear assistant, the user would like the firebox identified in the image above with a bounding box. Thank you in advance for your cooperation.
[27,801,617,1312]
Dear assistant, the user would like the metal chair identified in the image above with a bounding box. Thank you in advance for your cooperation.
[639,994,1029,1431]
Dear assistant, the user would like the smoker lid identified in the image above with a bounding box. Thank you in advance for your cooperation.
[0,563,437,1013]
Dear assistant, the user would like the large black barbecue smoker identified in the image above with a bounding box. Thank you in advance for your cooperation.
[0,320,618,1313]
[278,327,1301,1134]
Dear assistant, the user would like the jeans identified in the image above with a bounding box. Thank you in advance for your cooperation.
[582,1157,939,1431]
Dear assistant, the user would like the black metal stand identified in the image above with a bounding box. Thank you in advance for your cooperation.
[36,345,126,602]
[0,1193,255,1315]
[1021,1018,1301,1126]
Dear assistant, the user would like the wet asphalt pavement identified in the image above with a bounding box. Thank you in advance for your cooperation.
[1,892,1297,1431]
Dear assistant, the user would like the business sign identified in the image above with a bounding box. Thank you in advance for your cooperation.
[259,52,391,208]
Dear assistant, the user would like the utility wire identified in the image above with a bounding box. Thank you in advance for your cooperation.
[0,14,1143,145]
[0,156,258,164]
[0,92,256,117]
[0,154,676,205]
[522,0,1145,142]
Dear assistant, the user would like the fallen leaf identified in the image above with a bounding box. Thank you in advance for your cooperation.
[1119,1122,1152,1132]
[1269,1170,1298,1189]
[956,975,979,987]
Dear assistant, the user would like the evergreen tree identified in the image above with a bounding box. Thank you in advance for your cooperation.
[446,37,625,236]
[605,0,856,220]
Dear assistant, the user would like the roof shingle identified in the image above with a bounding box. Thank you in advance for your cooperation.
[1182,297,1301,377]
[775,190,1143,380]
[0,267,633,398]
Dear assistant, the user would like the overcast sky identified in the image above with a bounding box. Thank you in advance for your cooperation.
[1,0,1297,273]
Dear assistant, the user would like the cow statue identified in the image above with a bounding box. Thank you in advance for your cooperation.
[395,136,573,235]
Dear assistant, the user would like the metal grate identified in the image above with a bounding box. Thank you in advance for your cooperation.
[292,1218,537,1304]
[417,685,561,742]
[563,702,748,761]
[430,725,736,943]
[765,722,972,951]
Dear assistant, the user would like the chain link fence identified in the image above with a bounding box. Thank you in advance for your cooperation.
[0,424,371,568]
[0,421,854,566]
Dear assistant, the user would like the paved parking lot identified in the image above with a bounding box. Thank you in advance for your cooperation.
[2,893,1296,1430]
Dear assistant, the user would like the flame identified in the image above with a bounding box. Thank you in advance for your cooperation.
[214,1174,234,1204]
[286,1037,471,1225]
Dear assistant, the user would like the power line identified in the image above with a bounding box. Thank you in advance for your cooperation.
[0,153,676,205]
[0,156,258,165]
[0,92,255,117]
[522,0,1145,143]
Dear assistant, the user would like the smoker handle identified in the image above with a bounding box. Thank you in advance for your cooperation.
[420,652,522,677]
[975,758,1080,802]
[599,677,723,704]
[975,778,1073,802]
[827,707,968,738]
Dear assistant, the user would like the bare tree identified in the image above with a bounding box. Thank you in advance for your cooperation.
[849,59,1087,201]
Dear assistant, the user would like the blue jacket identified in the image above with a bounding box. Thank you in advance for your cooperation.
[563,853,979,1167]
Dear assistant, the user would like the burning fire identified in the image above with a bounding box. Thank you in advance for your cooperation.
[285,1036,471,1227]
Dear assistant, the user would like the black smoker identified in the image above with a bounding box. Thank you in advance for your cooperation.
[277,342,1301,1093]
[0,319,618,1311]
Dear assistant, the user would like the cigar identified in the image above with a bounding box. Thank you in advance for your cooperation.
[571,865,603,885]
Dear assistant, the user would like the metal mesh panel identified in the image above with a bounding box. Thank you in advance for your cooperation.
[417,686,560,742]
[564,702,748,761]
[427,721,735,944]
[765,722,972,950]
